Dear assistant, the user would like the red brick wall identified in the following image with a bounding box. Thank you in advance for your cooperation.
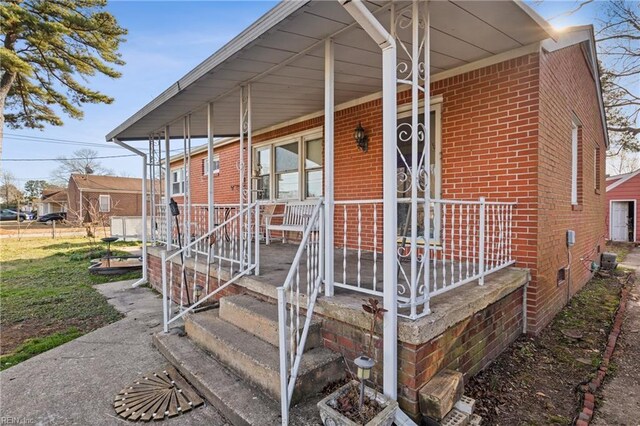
[321,287,524,420]
[533,44,607,334]
[605,173,640,242]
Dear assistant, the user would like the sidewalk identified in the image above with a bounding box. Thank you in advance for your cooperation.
[0,280,228,425]
[592,247,640,425]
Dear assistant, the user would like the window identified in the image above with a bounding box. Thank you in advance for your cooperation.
[594,147,601,192]
[171,168,185,195]
[275,142,299,200]
[305,138,323,198]
[255,147,271,200]
[253,130,323,201]
[571,118,583,206]
[99,195,111,212]
[203,156,220,175]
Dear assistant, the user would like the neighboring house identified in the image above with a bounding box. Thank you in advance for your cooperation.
[107,2,607,423]
[37,188,68,216]
[67,174,145,223]
[606,169,640,243]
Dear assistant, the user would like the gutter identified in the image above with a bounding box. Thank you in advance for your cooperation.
[112,138,148,288]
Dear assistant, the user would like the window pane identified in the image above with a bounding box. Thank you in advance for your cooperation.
[257,175,270,200]
[306,170,322,198]
[256,147,271,175]
[276,172,298,199]
[275,142,298,173]
[305,138,322,168]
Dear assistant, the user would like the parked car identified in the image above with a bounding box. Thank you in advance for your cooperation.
[0,209,27,221]
[37,212,67,223]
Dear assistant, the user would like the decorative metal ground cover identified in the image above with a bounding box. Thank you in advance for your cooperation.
[114,366,203,421]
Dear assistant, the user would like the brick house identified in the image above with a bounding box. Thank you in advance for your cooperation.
[606,169,640,243]
[107,2,607,423]
[67,174,146,223]
[37,187,68,216]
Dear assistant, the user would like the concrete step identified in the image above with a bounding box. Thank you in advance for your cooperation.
[154,331,327,426]
[185,309,344,404]
[219,294,321,351]
[153,331,281,426]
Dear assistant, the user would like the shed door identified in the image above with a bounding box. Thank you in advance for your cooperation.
[611,201,630,242]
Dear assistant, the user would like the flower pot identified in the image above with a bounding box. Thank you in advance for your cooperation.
[317,380,398,426]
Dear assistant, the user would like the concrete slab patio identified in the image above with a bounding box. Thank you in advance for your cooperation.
[0,279,229,426]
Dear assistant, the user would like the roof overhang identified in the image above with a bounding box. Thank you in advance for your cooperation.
[107,0,556,142]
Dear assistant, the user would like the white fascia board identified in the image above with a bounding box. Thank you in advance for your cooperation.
[606,169,640,192]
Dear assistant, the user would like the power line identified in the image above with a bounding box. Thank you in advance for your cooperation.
[3,154,137,162]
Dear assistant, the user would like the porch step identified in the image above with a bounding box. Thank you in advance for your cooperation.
[153,331,323,425]
[219,294,322,351]
[184,309,344,404]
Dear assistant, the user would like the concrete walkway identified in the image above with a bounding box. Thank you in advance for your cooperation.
[593,247,640,425]
[0,280,229,426]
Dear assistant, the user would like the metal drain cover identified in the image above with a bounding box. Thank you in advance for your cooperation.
[114,366,203,421]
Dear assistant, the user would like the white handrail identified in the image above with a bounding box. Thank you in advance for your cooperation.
[277,198,323,425]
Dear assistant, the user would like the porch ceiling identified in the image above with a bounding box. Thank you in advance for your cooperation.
[107,0,554,142]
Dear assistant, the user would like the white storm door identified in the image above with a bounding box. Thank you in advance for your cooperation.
[611,201,629,242]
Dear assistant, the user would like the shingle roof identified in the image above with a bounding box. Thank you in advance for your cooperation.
[41,188,68,204]
[70,174,144,193]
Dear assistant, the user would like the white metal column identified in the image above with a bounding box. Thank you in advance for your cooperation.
[246,84,253,271]
[324,38,335,297]
[422,2,432,314]
[165,127,172,251]
[207,103,215,232]
[340,0,398,401]
[239,86,247,270]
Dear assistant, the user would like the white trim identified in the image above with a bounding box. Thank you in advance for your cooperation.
[203,155,220,176]
[99,194,111,213]
[606,169,640,192]
[609,199,637,242]
[571,119,579,205]
[171,166,185,196]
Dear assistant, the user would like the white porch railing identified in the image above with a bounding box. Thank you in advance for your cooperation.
[277,198,324,425]
[333,198,516,319]
[161,202,259,331]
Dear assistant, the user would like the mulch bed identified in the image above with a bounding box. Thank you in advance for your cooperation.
[466,270,628,425]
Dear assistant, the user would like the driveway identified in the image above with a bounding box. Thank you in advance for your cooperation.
[0,280,228,425]
[592,247,640,425]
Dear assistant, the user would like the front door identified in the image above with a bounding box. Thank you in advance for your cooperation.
[611,201,631,241]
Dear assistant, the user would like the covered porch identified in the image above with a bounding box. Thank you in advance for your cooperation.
[108,0,553,422]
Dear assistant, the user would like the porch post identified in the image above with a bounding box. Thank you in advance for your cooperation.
[207,103,215,232]
[149,136,156,245]
[246,84,253,271]
[381,30,398,403]
[324,38,335,297]
[182,116,188,251]
[423,1,432,314]
[339,0,398,401]
[165,126,172,251]
[239,86,246,270]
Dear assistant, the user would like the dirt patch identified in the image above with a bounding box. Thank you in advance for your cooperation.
[466,271,625,425]
[1,317,108,355]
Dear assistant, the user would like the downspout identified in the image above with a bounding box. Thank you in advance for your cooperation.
[339,0,398,401]
[112,137,148,288]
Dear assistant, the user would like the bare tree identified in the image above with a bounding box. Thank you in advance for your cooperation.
[0,170,23,207]
[50,148,113,186]
[608,149,640,175]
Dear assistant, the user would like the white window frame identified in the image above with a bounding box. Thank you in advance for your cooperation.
[571,119,579,205]
[99,194,111,213]
[203,156,220,176]
[252,128,323,202]
[171,167,185,195]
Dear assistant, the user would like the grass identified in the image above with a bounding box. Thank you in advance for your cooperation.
[0,328,83,370]
[0,236,142,370]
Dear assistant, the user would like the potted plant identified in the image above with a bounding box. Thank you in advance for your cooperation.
[318,299,398,426]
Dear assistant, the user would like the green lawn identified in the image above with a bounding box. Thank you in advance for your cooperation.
[0,236,142,370]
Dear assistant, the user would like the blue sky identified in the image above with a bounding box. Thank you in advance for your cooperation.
[3,0,602,187]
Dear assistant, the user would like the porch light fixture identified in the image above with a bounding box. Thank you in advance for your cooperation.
[194,284,204,302]
[354,355,375,409]
[353,122,368,152]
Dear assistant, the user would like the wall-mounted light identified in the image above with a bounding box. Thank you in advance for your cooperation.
[353,122,368,152]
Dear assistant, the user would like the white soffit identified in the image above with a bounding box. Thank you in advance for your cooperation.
[107,0,554,142]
